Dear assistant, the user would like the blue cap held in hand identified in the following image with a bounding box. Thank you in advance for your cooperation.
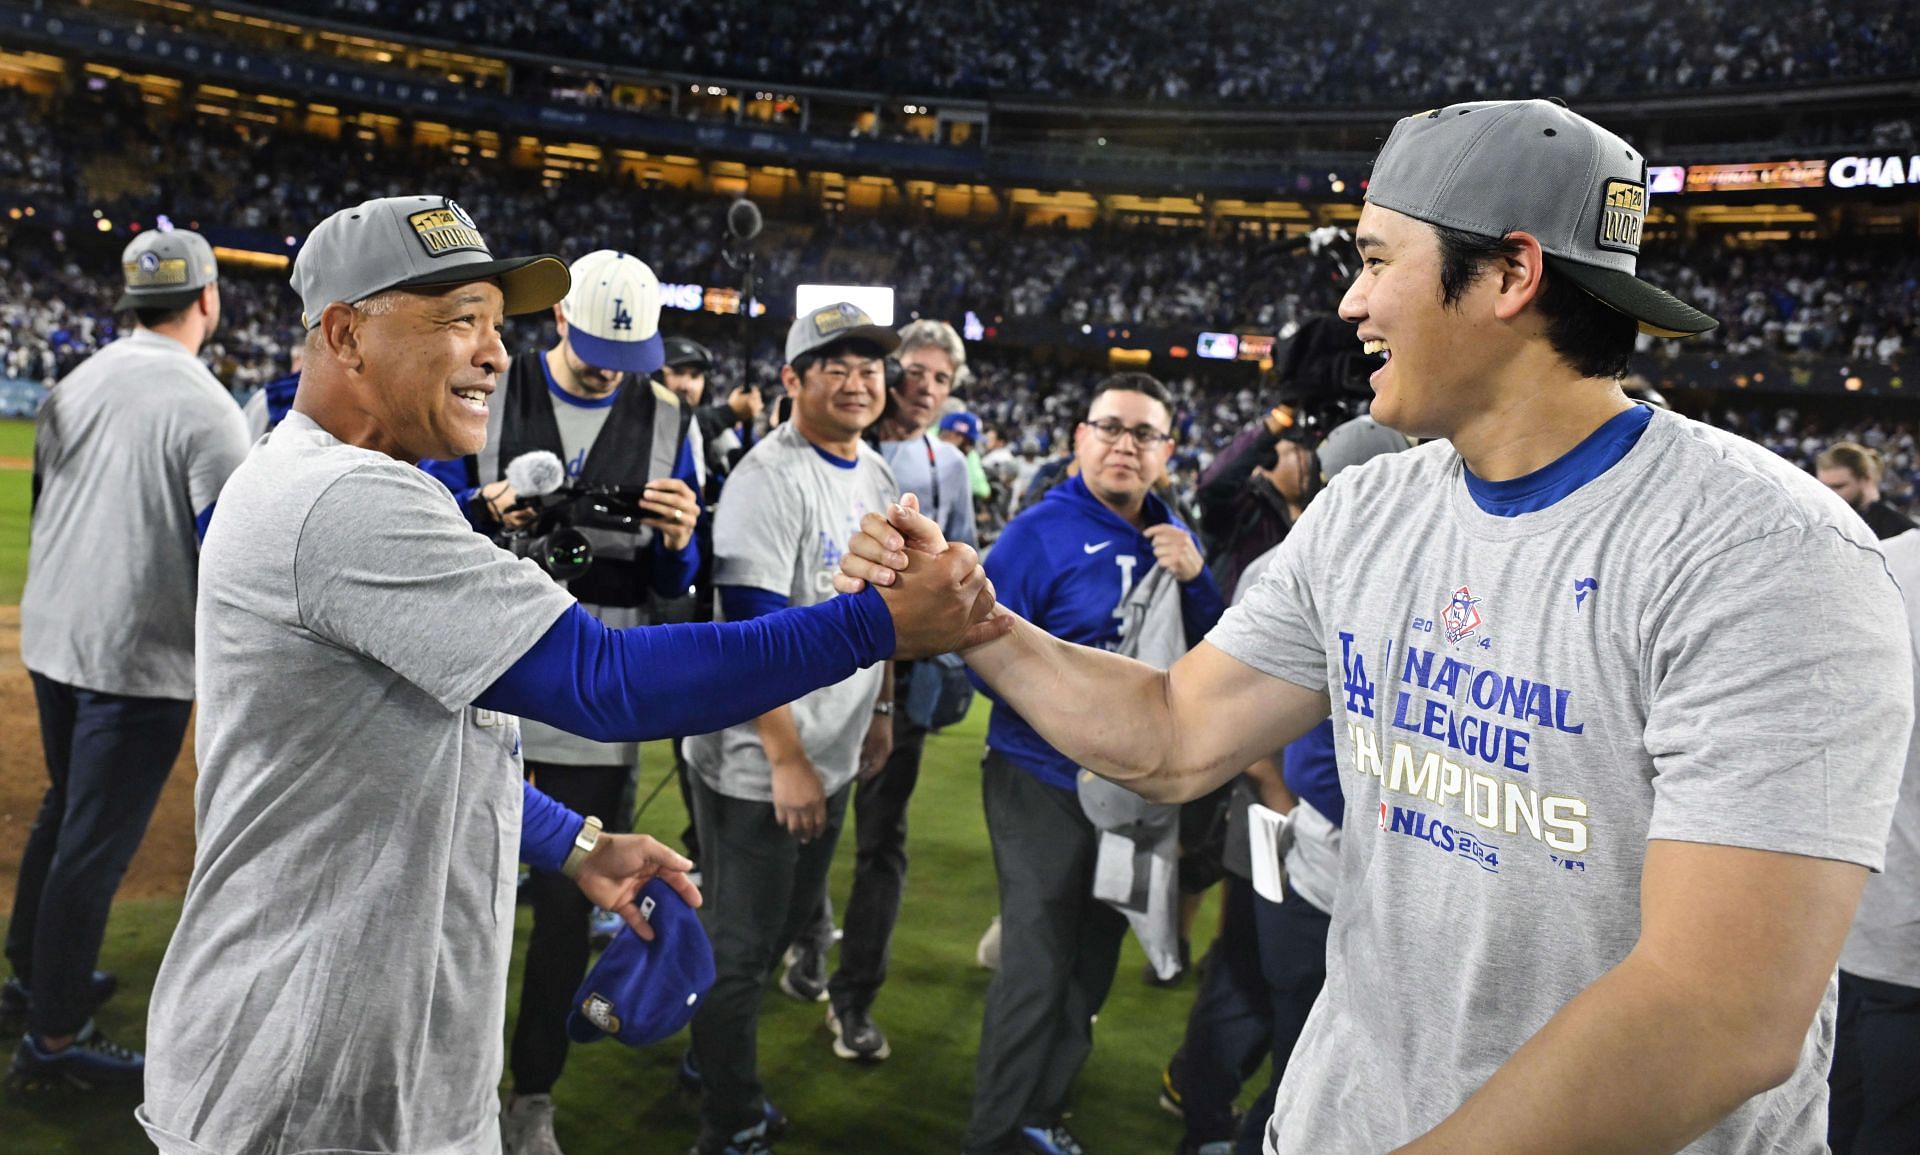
[565,878,715,1047]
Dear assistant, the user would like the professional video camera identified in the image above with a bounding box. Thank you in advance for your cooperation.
[490,451,660,580]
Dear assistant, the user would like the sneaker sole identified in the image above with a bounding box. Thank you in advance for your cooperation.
[825,1010,890,1062]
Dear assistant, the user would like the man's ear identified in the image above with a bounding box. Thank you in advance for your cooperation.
[318,302,365,372]
[1491,231,1549,323]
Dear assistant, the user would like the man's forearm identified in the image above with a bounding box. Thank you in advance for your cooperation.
[754,703,807,769]
[1396,951,1794,1155]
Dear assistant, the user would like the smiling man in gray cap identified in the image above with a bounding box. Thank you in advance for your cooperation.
[135,201,1002,1155]
[837,101,1910,1155]
[7,227,249,1093]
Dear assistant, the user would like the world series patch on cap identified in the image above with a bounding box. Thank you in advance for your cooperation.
[1364,98,1717,338]
[116,229,218,312]
[289,194,569,329]
[566,878,715,1048]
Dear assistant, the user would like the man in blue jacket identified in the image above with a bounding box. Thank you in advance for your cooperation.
[965,372,1224,1155]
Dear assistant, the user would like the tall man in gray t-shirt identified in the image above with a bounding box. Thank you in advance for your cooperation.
[682,304,901,1155]
[8,229,249,1089]
[838,102,1912,1155]
[134,201,1000,1155]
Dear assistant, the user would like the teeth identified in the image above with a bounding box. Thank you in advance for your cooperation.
[1362,340,1390,356]
[455,389,486,402]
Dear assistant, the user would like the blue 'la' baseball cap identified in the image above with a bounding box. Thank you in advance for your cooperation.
[939,411,982,445]
[566,878,715,1047]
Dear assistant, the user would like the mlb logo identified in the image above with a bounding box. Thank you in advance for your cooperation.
[1441,586,1483,644]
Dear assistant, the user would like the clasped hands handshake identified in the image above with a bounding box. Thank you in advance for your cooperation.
[834,494,1013,659]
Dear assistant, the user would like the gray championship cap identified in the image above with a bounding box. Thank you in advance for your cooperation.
[784,302,901,364]
[1365,99,1716,338]
[290,195,569,329]
[116,229,218,312]
[1318,414,1413,483]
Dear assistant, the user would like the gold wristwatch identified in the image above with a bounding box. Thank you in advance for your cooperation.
[561,815,603,879]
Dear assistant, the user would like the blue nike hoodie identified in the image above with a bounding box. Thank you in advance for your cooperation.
[978,474,1225,791]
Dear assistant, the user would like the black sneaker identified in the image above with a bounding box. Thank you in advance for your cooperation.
[1143,938,1192,988]
[692,1119,775,1155]
[0,972,119,1038]
[826,1004,890,1062]
[6,1020,142,1091]
[1157,1061,1185,1118]
[777,941,828,1004]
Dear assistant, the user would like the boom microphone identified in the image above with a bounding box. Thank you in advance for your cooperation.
[505,450,566,498]
[726,198,763,243]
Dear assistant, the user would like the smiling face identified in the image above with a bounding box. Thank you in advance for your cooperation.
[354,281,510,460]
[892,345,957,436]
[787,344,887,447]
[1338,202,1508,439]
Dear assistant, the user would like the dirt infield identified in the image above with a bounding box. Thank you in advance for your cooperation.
[0,605,200,914]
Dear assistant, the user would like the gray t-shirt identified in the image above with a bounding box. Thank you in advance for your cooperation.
[1841,528,1920,989]
[684,422,896,801]
[20,329,249,698]
[881,433,976,549]
[1206,408,1911,1155]
[139,412,574,1155]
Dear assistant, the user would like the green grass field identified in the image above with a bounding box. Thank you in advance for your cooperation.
[0,710,1240,1153]
[0,418,31,604]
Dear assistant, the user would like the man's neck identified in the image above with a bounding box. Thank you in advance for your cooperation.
[794,415,862,460]
[1088,481,1149,528]
[140,321,203,358]
[877,414,930,442]
[1446,361,1635,482]
[543,345,613,402]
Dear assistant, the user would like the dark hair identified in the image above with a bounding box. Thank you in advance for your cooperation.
[1089,372,1175,427]
[789,337,891,379]
[1430,223,1637,379]
[132,303,194,328]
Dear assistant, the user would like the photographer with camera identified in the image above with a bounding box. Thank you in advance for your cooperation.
[422,248,704,1155]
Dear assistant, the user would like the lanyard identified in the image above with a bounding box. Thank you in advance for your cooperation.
[923,434,941,518]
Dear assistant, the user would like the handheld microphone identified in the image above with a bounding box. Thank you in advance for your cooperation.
[505,450,566,498]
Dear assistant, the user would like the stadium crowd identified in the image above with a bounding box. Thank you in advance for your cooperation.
[252,0,1917,104]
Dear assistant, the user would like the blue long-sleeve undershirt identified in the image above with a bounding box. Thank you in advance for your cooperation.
[474,587,894,745]
[718,585,790,622]
[520,781,583,873]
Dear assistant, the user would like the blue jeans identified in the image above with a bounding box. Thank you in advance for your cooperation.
[6,673,190,1036]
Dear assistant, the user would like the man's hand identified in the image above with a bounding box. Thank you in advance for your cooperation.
[638,477,700,551]
[772,756,829,842]
[1145,524,1204,582]
[572,832,701,940]
[478,479,534,529]
[832,494,1012,657]
[727,385,764,424]
[858,710,894,782]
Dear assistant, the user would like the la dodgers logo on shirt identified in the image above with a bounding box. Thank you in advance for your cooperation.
[1441,585,1483,644]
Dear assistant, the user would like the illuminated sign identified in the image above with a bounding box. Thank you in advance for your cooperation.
[1647,166,1686,195]
[1682,159,1827,194]
[660,282,704,311]
[1830,154,1920,190]
[1236,334,1276,362]
[1196,332,1239,360]
[795,283,896,326]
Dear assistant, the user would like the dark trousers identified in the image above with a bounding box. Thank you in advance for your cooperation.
[1167,876,1271,1145]
[794,706,928,1014]
[963,751,1129,1154]
[1830,969,1920,1155]
[6,673,190,1037]
[688,771,850,1149]
[508,760,630,1095]
[1236,881,1332,1155]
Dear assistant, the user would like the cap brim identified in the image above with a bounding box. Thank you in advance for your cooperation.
[115,286,205,313]
[569,327,665,375]
[565,1008,609,1045]
[391,254,571,318]
[1548,258,1718,338]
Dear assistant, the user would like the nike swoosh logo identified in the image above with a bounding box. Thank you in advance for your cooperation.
[1083,541,1111,554]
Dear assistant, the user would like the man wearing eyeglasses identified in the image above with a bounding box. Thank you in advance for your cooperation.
[962,373,1224,1155]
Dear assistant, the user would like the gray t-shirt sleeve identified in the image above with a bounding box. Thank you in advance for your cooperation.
[1205,495,1331,694]
[293,464,575,712]
[1644,525,1913,869]
[710,457,801,598]
[182,393,251,514]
